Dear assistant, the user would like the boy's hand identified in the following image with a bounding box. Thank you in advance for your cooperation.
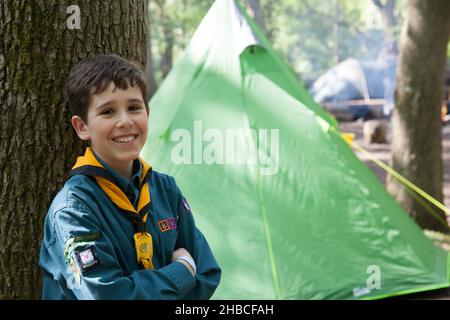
[172,248,196,277]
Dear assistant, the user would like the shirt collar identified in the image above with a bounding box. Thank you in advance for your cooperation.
[92,151,142,192]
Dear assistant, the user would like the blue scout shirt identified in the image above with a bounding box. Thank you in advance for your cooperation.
[39,153,221,300]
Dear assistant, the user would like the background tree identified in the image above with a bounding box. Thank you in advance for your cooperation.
[246,0,265,34]
[0,0,147,299]
[387,0,450,232]
[148,0,407,86]
[245,0,406,83]
[149,0,212,84]
[146,19,158,98]
[372,0,397,46]
[154,0,174,79]
[244,0,279,43]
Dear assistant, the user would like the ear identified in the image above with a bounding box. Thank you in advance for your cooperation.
[71,116,90,141]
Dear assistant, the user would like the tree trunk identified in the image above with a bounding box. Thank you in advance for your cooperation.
[247,0,265,32]
[154,0,173,80]
[0,0,147,299]
[245,0,278,42]
[372,0,396,45]
[146,27,158,98]
[387,0,450,232]
[332,0,341,64]
[160,26,174,79]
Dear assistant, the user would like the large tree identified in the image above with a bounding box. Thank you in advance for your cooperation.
[387,0,450,232]
[0,1,147,299]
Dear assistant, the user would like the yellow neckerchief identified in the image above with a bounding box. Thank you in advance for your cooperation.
[69,147,155,270]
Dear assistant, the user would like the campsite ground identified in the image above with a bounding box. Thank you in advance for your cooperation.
[339,121,450,209]
[339,120,450,300]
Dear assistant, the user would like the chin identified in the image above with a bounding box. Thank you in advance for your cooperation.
[116,150,141,162]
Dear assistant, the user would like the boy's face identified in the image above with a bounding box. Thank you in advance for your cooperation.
[71,82,149,174]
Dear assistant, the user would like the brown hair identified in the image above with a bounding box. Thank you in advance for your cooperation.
[65,54,148,123]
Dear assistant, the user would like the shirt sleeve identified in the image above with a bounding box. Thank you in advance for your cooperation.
[173,181,222,300]
[51,190,196,300]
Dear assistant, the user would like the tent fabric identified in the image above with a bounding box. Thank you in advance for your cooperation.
[141,0,449,299]
[310,47,398,117]
[311,58,371,103]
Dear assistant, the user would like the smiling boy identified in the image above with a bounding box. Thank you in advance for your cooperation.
[39,54,221,299]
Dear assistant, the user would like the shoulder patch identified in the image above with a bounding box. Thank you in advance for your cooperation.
[73,231,102,243]
[75,245,101,272]
[64,232,102,262]
[182,197,191,213]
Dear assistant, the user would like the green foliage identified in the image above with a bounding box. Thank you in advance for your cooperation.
[270,0,406,83]
[149,0,407,85]
[149,0,213,83]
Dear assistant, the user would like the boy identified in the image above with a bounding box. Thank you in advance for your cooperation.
[39,54,221,299]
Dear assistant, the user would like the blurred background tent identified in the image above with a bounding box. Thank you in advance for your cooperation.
[310,43,397,120]
[141,0,450,299]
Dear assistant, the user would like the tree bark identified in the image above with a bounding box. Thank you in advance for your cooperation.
[146,25,158,98]
[155,0,173,80]
[387,0,450,232]
[0,0,147,299]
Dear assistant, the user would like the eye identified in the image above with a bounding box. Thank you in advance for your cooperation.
[100,108,113,115]
[129,105,142,111]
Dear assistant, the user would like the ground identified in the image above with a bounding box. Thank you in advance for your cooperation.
[339,121,450,209]
[339,120,450,299]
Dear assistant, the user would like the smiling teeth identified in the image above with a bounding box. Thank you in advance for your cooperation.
[113,135,136,143]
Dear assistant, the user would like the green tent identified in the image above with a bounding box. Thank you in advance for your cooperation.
[141,0,450,299]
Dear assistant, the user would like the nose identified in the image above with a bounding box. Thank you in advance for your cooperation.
[116,111,133,128]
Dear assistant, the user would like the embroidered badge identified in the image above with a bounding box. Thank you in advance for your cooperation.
[75,246,101,272]
[73,232,102,243]
[182,197,191,213]
[63,232,102,263]
[158,217,177,232]
[167,217,176,229]
[69,257,81,285]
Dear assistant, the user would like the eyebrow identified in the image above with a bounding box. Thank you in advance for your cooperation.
[95,98,144,111]
[127,99,145,105]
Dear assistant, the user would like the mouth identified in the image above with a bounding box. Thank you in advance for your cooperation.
[112,134,138,144]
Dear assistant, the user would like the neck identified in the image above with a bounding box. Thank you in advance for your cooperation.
[113,162,133,180]
[91,149,134,180]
